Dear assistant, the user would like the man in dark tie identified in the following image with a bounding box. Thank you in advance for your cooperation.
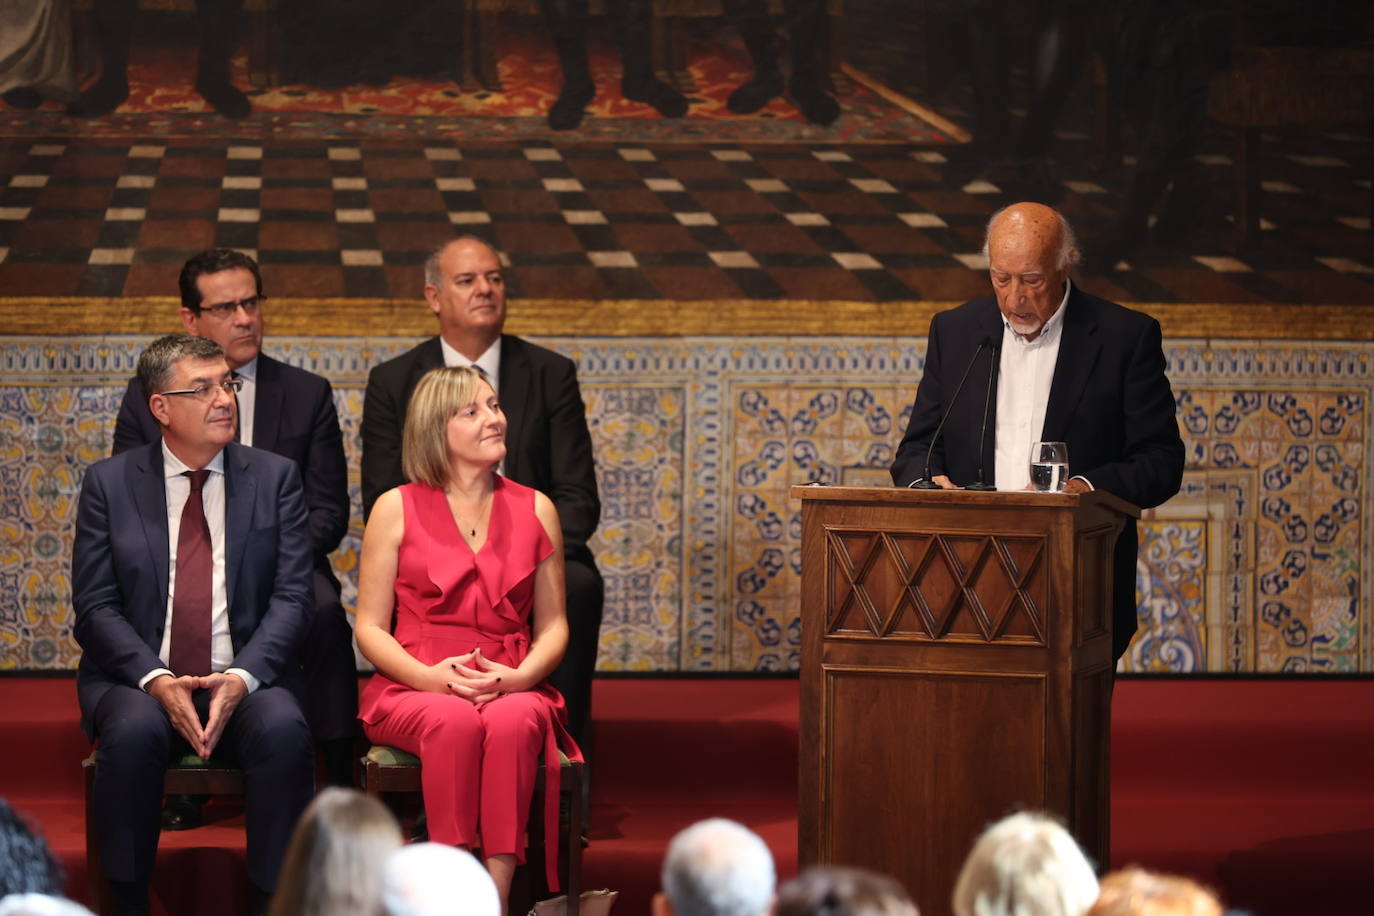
[73,334,315,916]
[360,235,603,751]
[890,202,1185,661]
[113,249,355,806]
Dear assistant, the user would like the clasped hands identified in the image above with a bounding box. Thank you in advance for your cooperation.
[147,671,247,760]
[431,648,523,705]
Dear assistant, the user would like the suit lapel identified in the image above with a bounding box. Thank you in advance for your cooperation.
[498,336,530,479]
[251,355,283,450]
[131,442,170,603]
[1042,288,1100,441]
[223,443,255,614]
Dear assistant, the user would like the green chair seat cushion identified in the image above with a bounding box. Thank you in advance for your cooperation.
[365,745,570,767]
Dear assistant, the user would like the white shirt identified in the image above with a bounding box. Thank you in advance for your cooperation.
[441,336,504,474]
[994,280,1071,491]
[233,356,257,447]
[138,442,259,693]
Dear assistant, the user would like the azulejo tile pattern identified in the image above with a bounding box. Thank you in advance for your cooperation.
[1,335,1369,674]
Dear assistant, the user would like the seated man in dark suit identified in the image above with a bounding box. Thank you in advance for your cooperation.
[890,202,1185,661]
[360,235,603,751]
[114,248,355,800]
[73,334,315,916]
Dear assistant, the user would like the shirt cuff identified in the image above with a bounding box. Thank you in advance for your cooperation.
[1069,475,1095,491]
[139,668,173,691]
[226,667,260,694]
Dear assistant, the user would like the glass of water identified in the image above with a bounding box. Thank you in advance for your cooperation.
[1029,441,1069,491]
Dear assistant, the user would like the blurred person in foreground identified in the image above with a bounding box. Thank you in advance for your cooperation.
[654,818,776,916]
[267,788,403,916]
[952,812,1099,916]
[381,844,500,916]
[777,866,919,916]
[1087,868,1223,916]
[355,366,581,912]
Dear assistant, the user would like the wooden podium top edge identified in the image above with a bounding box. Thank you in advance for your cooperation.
[789,485,1140,516]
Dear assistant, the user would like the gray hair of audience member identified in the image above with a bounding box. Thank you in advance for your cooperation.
[381,843,499,916]
[422,235,501,288]
[656,818,776,916]
[135,333,226,398]
[267,788,403,916]
[0,800,63,898]
[776,866,919,916]
[951,812,1099,916]
[0,895,96,916]
[980,205,1080,270]
[1085,868,1222,916]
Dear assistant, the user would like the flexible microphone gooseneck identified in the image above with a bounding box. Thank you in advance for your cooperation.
[910,336,994,489]
[966,337,1002,491]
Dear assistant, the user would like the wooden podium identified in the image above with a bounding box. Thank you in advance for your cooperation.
[791,485,1139,916]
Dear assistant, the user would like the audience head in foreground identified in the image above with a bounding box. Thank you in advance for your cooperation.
[777,866,919,916]
[1086,868,1222,916]
[655,818,776,916]
[381,844,500,916]
[0,897,95,916]
[952,812,1099,916]
[267,788,404,916]
[0,800,62,898]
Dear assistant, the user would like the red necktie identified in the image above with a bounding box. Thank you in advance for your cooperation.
[169,469,213,677]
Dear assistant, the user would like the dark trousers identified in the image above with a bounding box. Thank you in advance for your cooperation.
[89,0,245,85]
[294,566,360,744]
[87,682,313,891]
[544,555,604,750]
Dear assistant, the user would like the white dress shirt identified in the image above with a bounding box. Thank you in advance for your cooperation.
[139,442,259,693]
[994,280,1071,491]
[233,356,257,447]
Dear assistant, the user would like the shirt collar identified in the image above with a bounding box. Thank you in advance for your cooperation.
[162,440,226,480]
[231,356,258,381]
[439,336,501,389]
[1004,277,1071,344]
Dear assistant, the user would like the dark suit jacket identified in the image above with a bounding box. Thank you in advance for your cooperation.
[113,354,349,568]
[72,441,315,738]
[360,335,600,565]
[890,286,1185,653]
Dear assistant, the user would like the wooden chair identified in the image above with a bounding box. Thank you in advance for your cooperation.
[82,750,246,916]
[361,745,585,916]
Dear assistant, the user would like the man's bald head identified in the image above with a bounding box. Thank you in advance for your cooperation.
[982,203,1077,341]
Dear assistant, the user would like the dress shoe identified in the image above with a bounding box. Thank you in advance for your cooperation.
[623,78,688,119]
[787,73,839,126]
[196,80,252,119]
[160,794,204,831]
[67,79,129,117]
[3,87,42,110]
[548,80,595,131]
[727,72,783,114]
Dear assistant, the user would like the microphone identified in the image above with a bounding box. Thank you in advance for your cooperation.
[909,336,994,489]
[965,337,1001,491]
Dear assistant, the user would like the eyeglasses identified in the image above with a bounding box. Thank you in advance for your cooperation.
[159,378,244,401]
[195,295,266,319]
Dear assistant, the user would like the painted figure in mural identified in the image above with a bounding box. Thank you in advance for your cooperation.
[112,249,356,813]
[361,236,604,750]
[72,334,314,916]
[724,0,841,126]
[542,0,689,130]
[355,365,582,912]
[890,202,1185,660]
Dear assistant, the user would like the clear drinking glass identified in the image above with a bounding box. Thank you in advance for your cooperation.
[1029,441,1069,492]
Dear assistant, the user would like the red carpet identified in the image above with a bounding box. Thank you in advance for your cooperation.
[3,677,1372,916]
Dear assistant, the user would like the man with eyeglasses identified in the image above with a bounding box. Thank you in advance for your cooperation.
[74,333,314,916]
[890,202,1184,662]
[113,249,356,821]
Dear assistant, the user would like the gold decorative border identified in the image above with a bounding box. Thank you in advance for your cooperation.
[2,298,1373,340]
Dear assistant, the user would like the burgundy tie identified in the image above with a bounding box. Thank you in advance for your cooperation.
[169,469,213,677]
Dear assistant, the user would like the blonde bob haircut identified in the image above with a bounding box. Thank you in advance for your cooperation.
[952,812,1099,916]
[402,365,488,489]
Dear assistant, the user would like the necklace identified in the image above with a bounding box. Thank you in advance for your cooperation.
[448,487,493,540]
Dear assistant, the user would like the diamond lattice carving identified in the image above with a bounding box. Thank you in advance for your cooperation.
[825,528,1046,644]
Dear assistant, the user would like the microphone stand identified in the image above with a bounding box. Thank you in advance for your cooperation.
[965,338,1001,491]
[910,337,991,489]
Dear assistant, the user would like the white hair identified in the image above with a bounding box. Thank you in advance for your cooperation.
[381,843,499,916]
[981,206,1080,270]
[0,896,96,916]
[951,812,1099,916]
[661,819,776,916]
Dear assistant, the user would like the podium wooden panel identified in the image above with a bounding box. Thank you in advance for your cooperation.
[791,486,1138,916]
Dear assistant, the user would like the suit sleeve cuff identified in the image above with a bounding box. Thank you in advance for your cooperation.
[139,668,173,691]
[226,667,260,694]
[1070,475,1095,491]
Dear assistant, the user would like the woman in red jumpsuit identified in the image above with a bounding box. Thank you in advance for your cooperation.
[355,366,580,911]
